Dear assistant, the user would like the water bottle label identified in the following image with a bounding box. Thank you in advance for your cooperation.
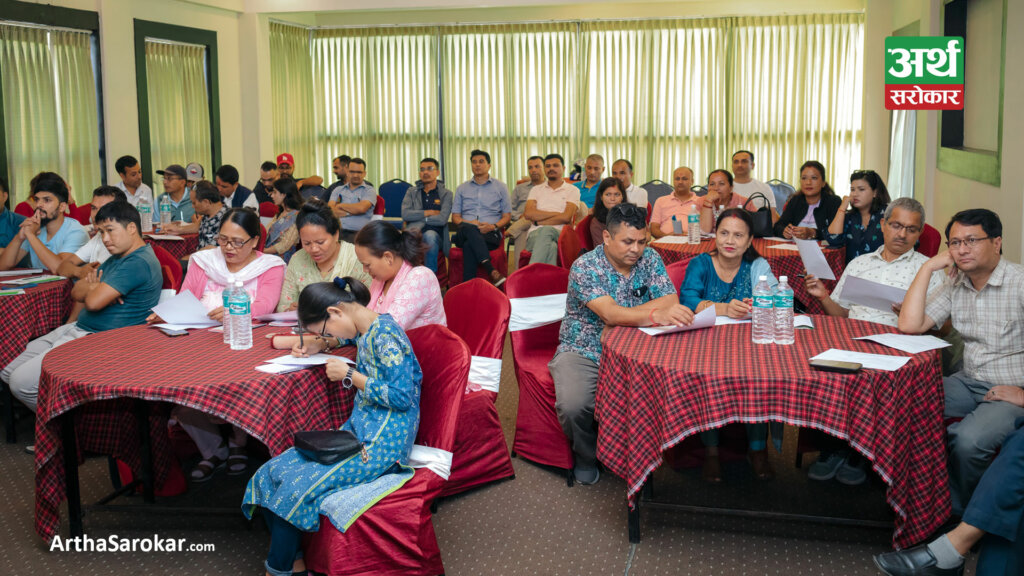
[161,205,171,213]
[753,295,773,308]
[687,214,699,224]
[774,294,794,307]
[139,205,150,213]
[229,301,250,315]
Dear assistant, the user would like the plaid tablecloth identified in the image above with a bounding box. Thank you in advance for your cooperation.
[595,316,948,549]
[0,273,71,369]
[651,238,845,314]
[145,234,199,260]
[34,324,356,541]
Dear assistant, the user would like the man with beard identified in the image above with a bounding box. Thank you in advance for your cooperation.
[0,172,88,272]
[522,154,579,266]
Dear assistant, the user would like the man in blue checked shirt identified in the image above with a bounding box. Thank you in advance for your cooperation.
[329,157,376,243]
[451,149,511,285]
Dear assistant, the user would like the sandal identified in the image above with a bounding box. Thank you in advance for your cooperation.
[190,455,226,483]
[227,446,249,475]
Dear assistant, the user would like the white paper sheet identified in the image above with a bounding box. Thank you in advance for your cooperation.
[652,236,690,245]
[145,234,185,241]
[762,237,795,243]
[810,348,912,371]
[767,244,800,252]
[794,315,815,329]
[639,305,716,336]
[837,276,908,312]
[2,274,64,285]
[0,269,43,277]
[255,363,304,374]
[267,353,355,366]
[853,333,952,354]
[151,323,220,330]
[256,310,299,322]
[794,239,836,280]
[150,290,219,326]
[715,316,751,325]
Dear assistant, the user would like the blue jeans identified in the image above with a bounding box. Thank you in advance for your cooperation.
[263,509,303,576]
[423,229,441,272]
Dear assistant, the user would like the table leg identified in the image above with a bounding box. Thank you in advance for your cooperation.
[2,381,16,443]
[61,411,83,537]
[628,499,641,543]
[135,401,155,504]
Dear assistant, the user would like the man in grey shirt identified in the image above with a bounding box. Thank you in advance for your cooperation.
[507,155,544,271]
[329,157,377,242]
[402,157,452,273]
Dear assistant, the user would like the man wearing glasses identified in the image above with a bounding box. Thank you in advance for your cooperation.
[163,181,227,250]
[401,158,452,273]
[154,164,195,224]
[900,208,1024,519]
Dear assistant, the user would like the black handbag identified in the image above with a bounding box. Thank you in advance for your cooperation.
[293,430,367,465]
[743,192,774,238]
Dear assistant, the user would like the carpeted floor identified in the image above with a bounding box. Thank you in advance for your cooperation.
[0,339,975,575]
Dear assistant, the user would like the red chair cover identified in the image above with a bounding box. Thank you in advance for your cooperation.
[258,201,278,218]
[72,204,92,226]
[441,279,515,497]
[374,196,386,216]
[505,264,574,472]
[646,202,652,224]
[448,246,508,288]
[557,224,581,270]
[918,223,941,257]
[14,201,33,218]
[666,259,690,294]
[576,214,595,252]
[304,324,469,576]
[434,253,448,289]
[257,223,267,252]
[150,243,183,291]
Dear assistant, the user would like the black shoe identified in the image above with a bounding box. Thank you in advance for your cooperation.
[873,545,964,576]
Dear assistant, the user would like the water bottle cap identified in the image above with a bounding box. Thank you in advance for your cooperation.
[780,276,787,282]
[759,275,767,281]
[719,205,724,210]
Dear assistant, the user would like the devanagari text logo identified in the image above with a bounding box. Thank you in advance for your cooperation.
[885,37,964,111]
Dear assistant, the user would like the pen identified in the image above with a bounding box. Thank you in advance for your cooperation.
[299,329,304,351]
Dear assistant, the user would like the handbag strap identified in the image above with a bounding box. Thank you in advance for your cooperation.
[743,192,771,211]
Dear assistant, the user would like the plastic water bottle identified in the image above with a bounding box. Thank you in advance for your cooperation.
[229,281,252,350]
[752,275,774,344]
[713,204,725,224]
[222,275,235,344]
[159,195,172,227]
[138,194,153,232]
[773,276,795,345]
[687,204,700,244]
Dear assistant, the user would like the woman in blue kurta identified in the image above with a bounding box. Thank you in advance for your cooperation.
[680,208,778,484]
[242,277,422,576]
[824,170,890,264]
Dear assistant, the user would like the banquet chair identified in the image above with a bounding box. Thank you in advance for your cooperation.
[918,223,941,257]
[691,185,708,197]
[575,214,595,252]
[303,324,469,576]
[440,279,515,497]
[14,201,34,218]
[505,264,575,485]
[258,201,278,218]
[641,179,673,207]
[767,179,796,211]
[371,196,386,221]
[72,204,92,226]
[517,224,583,271]
[666,259,690,294]
[378,179,409,219]
[150,244,183,291]
[257,223,267,252]
[448,245,508,289]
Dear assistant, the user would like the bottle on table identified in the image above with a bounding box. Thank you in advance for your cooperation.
[687,204,701,244]
[229,280,252,351]
[222,275,236,344]
[713,204,725,225]
[752,275,774,344]
[773,275,795,345]
[159,195,173,228]
[138,194,153,233]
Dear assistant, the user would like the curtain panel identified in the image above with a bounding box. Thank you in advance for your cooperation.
[271,22,316,178]
[144,40,211,179]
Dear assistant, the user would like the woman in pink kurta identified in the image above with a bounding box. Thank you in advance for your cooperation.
[354,220,446,330]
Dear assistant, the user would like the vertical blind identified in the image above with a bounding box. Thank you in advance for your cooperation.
[275,13,864,191]
[271,22,316,177]
[0,23,100,205]
[144,39,211,179]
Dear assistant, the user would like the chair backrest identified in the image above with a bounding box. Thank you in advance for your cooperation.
[258,201,278,218]
[150,243,183,290]
[646,202,652,224]
[406,324,470,452]
[641,179,673,207]
[14,201,34,218]
[666,259,690,294]
[557,222,581,269]
[300,185,330,204]
[372,195,386,217]
[257,223,267,251]
[691,185,708,197]
[766,179,796,211]
[918,223,942,257]
[506,263,570,357]
[72,204,92,226]
[378,179,409,219]
[575,214,595,252]
[443,278,510,359]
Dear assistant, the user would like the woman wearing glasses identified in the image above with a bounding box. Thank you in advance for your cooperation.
[825,170,891,264]
[147,207,286,482]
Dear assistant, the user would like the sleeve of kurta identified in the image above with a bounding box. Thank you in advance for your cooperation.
[362,329,419,412]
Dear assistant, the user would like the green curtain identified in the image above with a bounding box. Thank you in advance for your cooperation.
[145,40,211,179]
[0,24,99,205]
[271,23,315,178]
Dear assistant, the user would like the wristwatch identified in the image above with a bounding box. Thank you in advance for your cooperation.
[342,366,355,389]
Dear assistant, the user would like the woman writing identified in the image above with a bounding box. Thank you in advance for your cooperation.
[261,177,303,263]
[825,170,890,264]
[590,177,631,248]
[772,160,841,240]
[680,208,778,483]
[242,278,422,576]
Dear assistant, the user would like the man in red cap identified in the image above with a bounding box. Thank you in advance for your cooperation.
[275,153,323,192]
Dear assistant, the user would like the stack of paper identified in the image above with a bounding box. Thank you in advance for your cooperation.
[853,333,951,354]
[2,275,64,285]
[149,291,219,330]
[145,234,185,241]
[639,306,716,336]
[255,353,355,374]
[838,276,907,312]
[0,269,43,277]
[651,236,690,245]
[794,239,836,280]
[810,349,911,371]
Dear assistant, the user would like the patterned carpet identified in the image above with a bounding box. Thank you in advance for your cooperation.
[0,338,976,575]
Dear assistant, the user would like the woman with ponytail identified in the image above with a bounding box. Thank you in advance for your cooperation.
[243,277,422,576]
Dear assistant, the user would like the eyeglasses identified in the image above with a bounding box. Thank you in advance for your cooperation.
[886,221,921,235]
[215,235,254,249]
[419,166,437,172]
[947,236,991,249]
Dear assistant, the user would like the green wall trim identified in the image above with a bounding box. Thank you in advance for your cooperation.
[937,147,1000,186]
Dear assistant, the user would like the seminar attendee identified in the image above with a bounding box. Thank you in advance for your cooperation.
[0,172,88,272]
[56,186,127,279]
[899,208,1024,516]
[215,165,259,210]
[650,166,700,238]
[328,157,376,243]
[251,161,278,204]
[825,170,891,264]
[325,155,351,199]
[451,149,511,286]
[154,164,195,223]
[276,153,324,191]
[680,208,777,482]
[356,220,446,330]
[0,176,26,251]
[276,200,371,312]
[551,204,693,484]
[523,154,579,266]
[698,169,748,234]
[163,181,227,249]
[401,157,452,273]
[731,150,779,223]
[261,177,303,263]
[243,278,421,576]
[611,159,647,212]
[1,201,162,413]
[576,154,606,209]
[507,155,544,271]
[772,160,841,240]
[185,162,205,186]
[589,177,630,248]
[114,155,154,208]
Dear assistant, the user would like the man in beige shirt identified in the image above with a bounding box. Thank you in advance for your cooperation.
[523,154,579,266]
[507,156,545,271]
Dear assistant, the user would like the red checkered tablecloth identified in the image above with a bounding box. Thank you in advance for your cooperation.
[0,273,71,368]
[651,238,845,314]
[595,316,948,549]
[145,234,199,260]
[34,324,356,541]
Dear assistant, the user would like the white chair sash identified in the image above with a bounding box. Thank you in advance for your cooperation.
[469,355,502,394]
[158,289,177,303]
[508,293,567,332]
[408,444,453,480]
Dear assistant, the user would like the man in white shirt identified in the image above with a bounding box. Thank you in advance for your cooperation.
[114,155,154,208]
[731,150,779,223]
[523,154,579,266]
[56,186,127,321]
[611,159,647,213]
[507,155,545,270]
[214,164,259,210]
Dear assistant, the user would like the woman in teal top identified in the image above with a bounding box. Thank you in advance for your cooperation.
[242,277,422,576]
[679,208,778,483]
[0,177,26,250]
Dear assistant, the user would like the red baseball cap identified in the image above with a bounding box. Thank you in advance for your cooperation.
[276,153,295,168]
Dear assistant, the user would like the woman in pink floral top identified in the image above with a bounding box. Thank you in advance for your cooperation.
[354,220,446,330]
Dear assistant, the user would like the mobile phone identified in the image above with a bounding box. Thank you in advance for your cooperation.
[809,359,861,373]
[158,328,189,337]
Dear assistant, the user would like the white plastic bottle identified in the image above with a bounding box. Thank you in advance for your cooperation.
[752,275,774,344]
[687,204,701,244]
[773,276,795,345]
[229,280,252,350]
[138,194,153,233]
[159,195,173,228]
[222,275,235,344]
